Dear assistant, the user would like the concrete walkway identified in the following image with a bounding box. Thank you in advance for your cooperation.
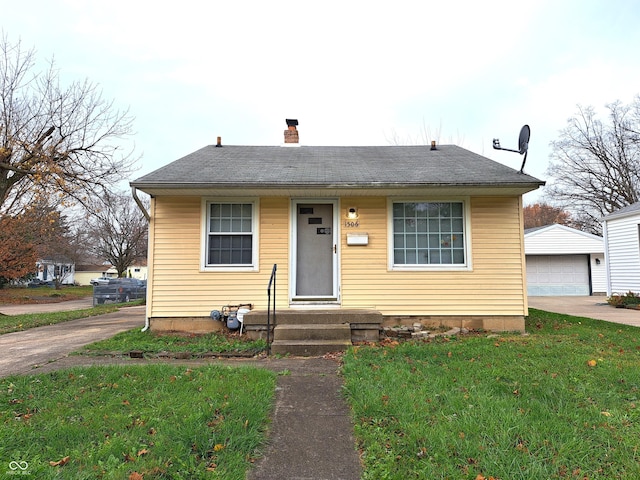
[247,357,362,480]
[528,296,640,327]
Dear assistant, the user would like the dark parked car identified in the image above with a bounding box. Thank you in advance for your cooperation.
[93,278,147,305]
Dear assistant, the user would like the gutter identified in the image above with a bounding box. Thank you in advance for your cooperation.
[130,180,546,190]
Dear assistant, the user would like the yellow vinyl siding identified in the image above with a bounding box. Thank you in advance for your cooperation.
[340,196,526,315]
[148,195,526,319]
[149,196,289,317]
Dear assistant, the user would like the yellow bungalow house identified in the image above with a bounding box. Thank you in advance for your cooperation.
[130,120,544,354]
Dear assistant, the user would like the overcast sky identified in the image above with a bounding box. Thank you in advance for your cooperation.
[5,0,640,203]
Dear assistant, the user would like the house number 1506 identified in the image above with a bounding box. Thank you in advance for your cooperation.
[343,220,359,228]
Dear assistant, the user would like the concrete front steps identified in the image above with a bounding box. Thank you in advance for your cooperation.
[243,309,382,356]
[271,323,352,356]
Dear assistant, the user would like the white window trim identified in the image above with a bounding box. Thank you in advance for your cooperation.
[200,197,260,272]
[387,197,472,271]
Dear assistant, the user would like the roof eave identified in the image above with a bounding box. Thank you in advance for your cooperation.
[130,180,544,197]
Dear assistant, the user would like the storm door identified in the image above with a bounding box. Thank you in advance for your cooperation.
[293,201,338,300]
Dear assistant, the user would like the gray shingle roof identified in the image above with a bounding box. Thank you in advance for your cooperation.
[603,201,640,221]
[131,144,544,192]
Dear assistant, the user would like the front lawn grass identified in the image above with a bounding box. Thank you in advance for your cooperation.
[343,309,640,479]
[77,329,267,356]
[1,364,276,479]
[0,285,93,304]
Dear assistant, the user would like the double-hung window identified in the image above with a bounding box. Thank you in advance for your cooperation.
[391,201,468,268]
[204,201,257,269]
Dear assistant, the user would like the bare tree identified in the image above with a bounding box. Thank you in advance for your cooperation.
[385,119,466,147]
[85,191,148,277]
[546,98,640,234]
[0,34,136,216]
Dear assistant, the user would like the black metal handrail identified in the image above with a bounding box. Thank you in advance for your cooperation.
[266,264,277,355]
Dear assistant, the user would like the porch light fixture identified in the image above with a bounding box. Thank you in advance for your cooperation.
[346,207,359,220]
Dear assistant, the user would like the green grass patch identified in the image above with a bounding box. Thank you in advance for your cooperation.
[343,309,640,479]
[77,329,267,356]
[1,364,276,479]
[0,285,93,303]
[0,305,120,335]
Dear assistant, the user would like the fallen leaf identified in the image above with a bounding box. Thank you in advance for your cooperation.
[49,456,70,467]
[601,411,612,417]
[587,359,597,367]
[213,444,225,452]
[129,472,144,480]
[138,448,149,457]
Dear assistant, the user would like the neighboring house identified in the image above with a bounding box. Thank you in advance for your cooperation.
[74,264,115,286]
[603,202,640,295]
[524,224,606,296]
[126,264,148,281]
[130,120,544,345]
[76,264,147,285]
[35,258,75,285]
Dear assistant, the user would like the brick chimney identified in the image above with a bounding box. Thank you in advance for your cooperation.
[284,119,299,144]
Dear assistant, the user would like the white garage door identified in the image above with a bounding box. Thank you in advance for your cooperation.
[526,255,590,296]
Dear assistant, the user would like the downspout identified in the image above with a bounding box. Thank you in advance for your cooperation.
[131,186,150,221]
[131,186,151,331]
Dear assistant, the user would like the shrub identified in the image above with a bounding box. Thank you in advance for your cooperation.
[607,291,640,307]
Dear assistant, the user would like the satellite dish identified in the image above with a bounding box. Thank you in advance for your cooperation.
[518,125,530,155]
[492,124,531,174]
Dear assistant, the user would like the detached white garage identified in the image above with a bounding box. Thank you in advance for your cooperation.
[524,224,606,296]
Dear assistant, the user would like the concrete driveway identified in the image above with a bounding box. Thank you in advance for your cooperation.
[528,296,640,327]
[0,305,145,378]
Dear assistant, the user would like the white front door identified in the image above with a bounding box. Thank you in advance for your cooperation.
[292,201,339,301]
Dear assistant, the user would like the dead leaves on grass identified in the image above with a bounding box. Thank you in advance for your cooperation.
[49,455,70,467]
